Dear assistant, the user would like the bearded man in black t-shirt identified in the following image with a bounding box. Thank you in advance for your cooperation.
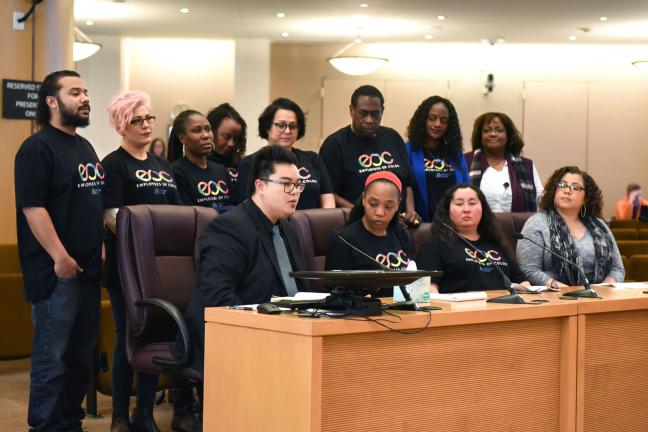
[14,70,103,432]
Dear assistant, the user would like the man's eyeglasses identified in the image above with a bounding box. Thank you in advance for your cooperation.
[273,122,299,133]
[261,178,305,193]
[556,181,585,193]
[130,115,156,127]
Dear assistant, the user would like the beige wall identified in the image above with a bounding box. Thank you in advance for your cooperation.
[1,0,73,244]
[271,42,648,218]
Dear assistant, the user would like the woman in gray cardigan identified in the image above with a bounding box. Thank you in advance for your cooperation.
[517,166,624,288]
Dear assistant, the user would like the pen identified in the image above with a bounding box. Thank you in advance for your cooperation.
[228,306,255,311]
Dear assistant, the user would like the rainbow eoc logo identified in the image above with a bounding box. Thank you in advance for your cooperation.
[357,151,400,174]
[197,180,229,197]
[424,158,455,174]
[77,162,105,190]
[298,166,317,184]
[227,167,239,179]
[134,169,177,190]
[376,250,409,269]
[464,248,505,270]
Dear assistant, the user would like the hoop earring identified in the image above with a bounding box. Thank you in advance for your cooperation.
[580,205,587,218]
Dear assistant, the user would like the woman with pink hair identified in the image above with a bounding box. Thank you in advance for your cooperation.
[101,91,186,432]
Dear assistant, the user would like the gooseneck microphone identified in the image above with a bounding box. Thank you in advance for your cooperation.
[515,232,600,298]
[332,230,431,311]
[435,217,533,304]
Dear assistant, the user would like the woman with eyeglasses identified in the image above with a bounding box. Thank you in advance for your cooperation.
[236,97,335,209]
[325,171,414,296]
[517,166,624,288]
[170,109,234,211]
[102,91,185,432]
[465,112,543,212]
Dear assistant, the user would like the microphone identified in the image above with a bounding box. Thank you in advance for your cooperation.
[332,230,432,311]
[515,232,600,298]
[434,217,531,304]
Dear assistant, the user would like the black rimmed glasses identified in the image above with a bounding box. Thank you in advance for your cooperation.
[261,178,306,193]
[556,181,585,192]
[273,122,299,133]
[130,115,156,127]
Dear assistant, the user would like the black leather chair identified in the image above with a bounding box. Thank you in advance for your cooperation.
[116,204,217,379]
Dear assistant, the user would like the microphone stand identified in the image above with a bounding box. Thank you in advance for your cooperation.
[515,233,600,299]
[437,220,529,304]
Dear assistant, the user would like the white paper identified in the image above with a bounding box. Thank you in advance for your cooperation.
[611,282,648,289]
[272,292,330,302]
[428,291,488,302]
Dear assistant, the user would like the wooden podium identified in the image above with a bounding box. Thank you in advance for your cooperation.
[203,287,648,432]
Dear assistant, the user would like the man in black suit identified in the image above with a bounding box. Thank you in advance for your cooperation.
[184,144,309,374]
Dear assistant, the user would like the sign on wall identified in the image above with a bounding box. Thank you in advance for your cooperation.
[2,79,41,120]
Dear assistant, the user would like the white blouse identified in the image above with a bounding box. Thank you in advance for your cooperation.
[480,162,544,212]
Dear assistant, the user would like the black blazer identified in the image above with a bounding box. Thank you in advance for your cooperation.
[184,199,308,374]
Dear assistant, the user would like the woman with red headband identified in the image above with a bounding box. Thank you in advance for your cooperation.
[325,171,414,296]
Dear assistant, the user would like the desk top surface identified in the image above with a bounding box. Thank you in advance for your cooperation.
[204,286,648,336]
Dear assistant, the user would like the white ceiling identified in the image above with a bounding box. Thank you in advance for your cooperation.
[74,0,648,44]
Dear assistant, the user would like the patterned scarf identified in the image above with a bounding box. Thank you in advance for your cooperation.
[546,209,613,285]
[468,149,537,212]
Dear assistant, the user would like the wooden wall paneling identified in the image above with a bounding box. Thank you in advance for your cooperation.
[522,82,588,184]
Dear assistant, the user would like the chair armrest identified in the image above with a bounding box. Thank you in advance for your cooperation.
[134,298,190,370]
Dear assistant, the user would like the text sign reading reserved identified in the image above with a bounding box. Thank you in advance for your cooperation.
[3,79,41,120]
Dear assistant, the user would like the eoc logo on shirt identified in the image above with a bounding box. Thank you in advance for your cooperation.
[227,167,239,180]
[77,162,105,193]
[376,249,410,269]
[134,169,176,189]
[298,166,317,184]
[463,248,506,271]
[196,180,229,204]
[424,158,455,175]
[357,151,400,174]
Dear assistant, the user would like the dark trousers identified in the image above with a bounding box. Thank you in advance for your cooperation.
[107,276,158,417]
[28,277,100,432]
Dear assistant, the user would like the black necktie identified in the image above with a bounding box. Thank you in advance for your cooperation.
[271,225,298,296]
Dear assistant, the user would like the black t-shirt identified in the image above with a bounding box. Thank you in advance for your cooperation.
[325,219,414,296]
[14,124,104,302]
[416,234,527,293]
[423,148,457,218]
[208,152,240,191]
[101,147,180,208]
[235,147,333,210]
[171,157,234,209]
[319,125,415,207]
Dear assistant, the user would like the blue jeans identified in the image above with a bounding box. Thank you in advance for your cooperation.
[28,277,100,432]
[107,273,157,417]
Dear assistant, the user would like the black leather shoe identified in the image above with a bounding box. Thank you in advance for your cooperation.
[171,412,201,432]
[130,407,161,432]
[110,416,131,432]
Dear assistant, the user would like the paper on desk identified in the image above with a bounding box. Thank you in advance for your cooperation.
[610,282,648,289]
[514,285,558,293]
[428,291,488,302]
[271,292,330,302]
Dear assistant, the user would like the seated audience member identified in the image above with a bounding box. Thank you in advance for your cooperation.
[206,103,247,190]
[405,95,469,222]
[149,137,166,159]
[170,110,234,210]
[417,184,530,293]
[325,171,414,296]
[237,98,334,209]
[615,182,648,220]
[319,85,420,225]
[517,166,624,288]
[184,145,310,374]
[465,112,543,212]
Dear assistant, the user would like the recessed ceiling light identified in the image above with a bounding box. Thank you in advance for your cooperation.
[359,3,369,7]
[437,15,446,21]
[568,35,577,41]
[281,32,290,38]
[425,34,434,40]
[85,20,94,26]
[276,12,286,18]
[354,37,363,43]
[180,8,189,14]
[600,16,608,22]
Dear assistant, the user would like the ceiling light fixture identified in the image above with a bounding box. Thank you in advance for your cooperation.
[600,16,608,22]
[180,8,189,14]
[327,41,388,76]
[425,34,434,40]
[437,15,446,21]
[281,32,290,38]
[568,35,577,41]
[85,20,94,26]
[632,60,648,75]
[276,12,286,18]
[359,3,369,7]
[73,27,101,62]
